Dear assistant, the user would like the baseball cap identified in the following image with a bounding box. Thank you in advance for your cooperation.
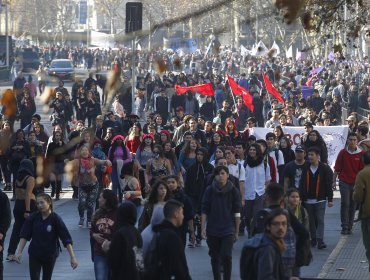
[347,115,356,121]
[295,145,305,152]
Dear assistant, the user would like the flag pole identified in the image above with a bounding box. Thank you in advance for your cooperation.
[228,76,240,117]
[261,72,272,104]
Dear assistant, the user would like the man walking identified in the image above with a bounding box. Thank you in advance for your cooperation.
[152,199,192,280]
[334,132,364,234]
[299,147,333,249]
[201,166,241,280]
[241,208,299,280]
[353,150,370,271]
[284,145,308,192]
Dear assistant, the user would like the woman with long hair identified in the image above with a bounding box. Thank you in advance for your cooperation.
[178,139,201,172]
[279,136,295,165]
[274,125,285,145]
[209,146,226,166]
[120,161,143,218]
[70,145,112,228]
[126,122,142,154]
[225,118,240,145]
[138,180,171,232]
[302,130,328,164]
[135,134,154,168]
[208,131,224,158]
[6,159,37,262]
[32,121,49,151]
[108,135,132,201]
[15,193,78,279]
[145,145,171,191]
[45,130,66,200]
[244,144,271,236]
[157,130,172,146]
[91,189,118,280]
[163,141,181,175]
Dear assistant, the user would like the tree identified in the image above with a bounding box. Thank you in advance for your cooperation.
[94,0,125,34]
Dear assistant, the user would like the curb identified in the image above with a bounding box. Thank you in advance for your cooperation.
[316,223,358,278]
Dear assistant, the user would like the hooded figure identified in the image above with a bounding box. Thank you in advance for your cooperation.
[141,205,165,257]
[107,201,143,280]
[17,159,35,180]
[184,147,214,214]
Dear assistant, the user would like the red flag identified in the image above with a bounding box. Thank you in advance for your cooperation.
[262,72,285,105]
[227,75,254,112]
[175,83,214,96]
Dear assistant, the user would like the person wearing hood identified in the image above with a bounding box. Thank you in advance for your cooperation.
[201,165,241,280]
[107,201,143,280]
[152,199,192,280]
[185,147,214,246]
[6,159,37,262]
[333,132,364,235]
[141,205,164,257]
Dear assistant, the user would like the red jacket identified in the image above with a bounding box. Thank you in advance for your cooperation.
[334,147,364,185]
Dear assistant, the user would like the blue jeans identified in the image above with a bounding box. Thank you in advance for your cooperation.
[94,255,109,280]
[304,201,326,240]
[339,181,356,230]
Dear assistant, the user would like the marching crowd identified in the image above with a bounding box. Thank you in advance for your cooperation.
[0,47,370,280]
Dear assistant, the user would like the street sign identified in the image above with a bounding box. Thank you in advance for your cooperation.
[79,0,87,24]
[125,2,142,33]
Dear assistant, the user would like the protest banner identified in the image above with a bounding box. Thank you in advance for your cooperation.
[250,126,349,168]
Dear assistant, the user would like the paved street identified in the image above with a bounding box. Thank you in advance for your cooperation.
[3,192,345,279]
[1,78,369,279]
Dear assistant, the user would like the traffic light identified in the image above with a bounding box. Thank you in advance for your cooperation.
[126,2,142,33]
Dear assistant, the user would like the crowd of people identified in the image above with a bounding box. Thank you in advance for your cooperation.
[0,45,370,280]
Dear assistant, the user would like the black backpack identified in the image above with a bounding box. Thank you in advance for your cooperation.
[141,232,162,280]
[240,245,257,280]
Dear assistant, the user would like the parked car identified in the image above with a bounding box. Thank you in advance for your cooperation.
[21,49,40,71]
[47,59,75,81]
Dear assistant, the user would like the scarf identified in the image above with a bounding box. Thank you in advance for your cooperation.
[246,155,263,168]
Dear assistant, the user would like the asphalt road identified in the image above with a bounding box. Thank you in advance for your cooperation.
[0,75,345,279]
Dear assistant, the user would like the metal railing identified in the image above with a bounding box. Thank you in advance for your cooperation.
[342,100,370,122]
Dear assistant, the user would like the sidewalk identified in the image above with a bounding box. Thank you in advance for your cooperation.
[318,220,370,279]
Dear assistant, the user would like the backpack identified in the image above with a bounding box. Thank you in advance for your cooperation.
[141,232,162,279]
[240,245,258,280]
[252,208,298,269]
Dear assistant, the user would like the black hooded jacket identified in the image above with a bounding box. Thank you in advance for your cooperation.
[107,202,143,280]
[152,220,192,280]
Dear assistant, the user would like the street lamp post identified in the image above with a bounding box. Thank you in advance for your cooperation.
[5,1,9,67]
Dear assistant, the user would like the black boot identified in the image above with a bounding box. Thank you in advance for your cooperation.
[55,180,61,201]
[317,239,327,249]
[72,186,78,199]
[51,181,56,198]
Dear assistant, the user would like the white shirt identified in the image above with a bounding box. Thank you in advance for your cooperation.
[228,162,246,182]
[244,162,271,200]
[269,149,284,182]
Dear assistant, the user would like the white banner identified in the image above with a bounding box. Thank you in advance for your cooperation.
[250,126,349,168]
